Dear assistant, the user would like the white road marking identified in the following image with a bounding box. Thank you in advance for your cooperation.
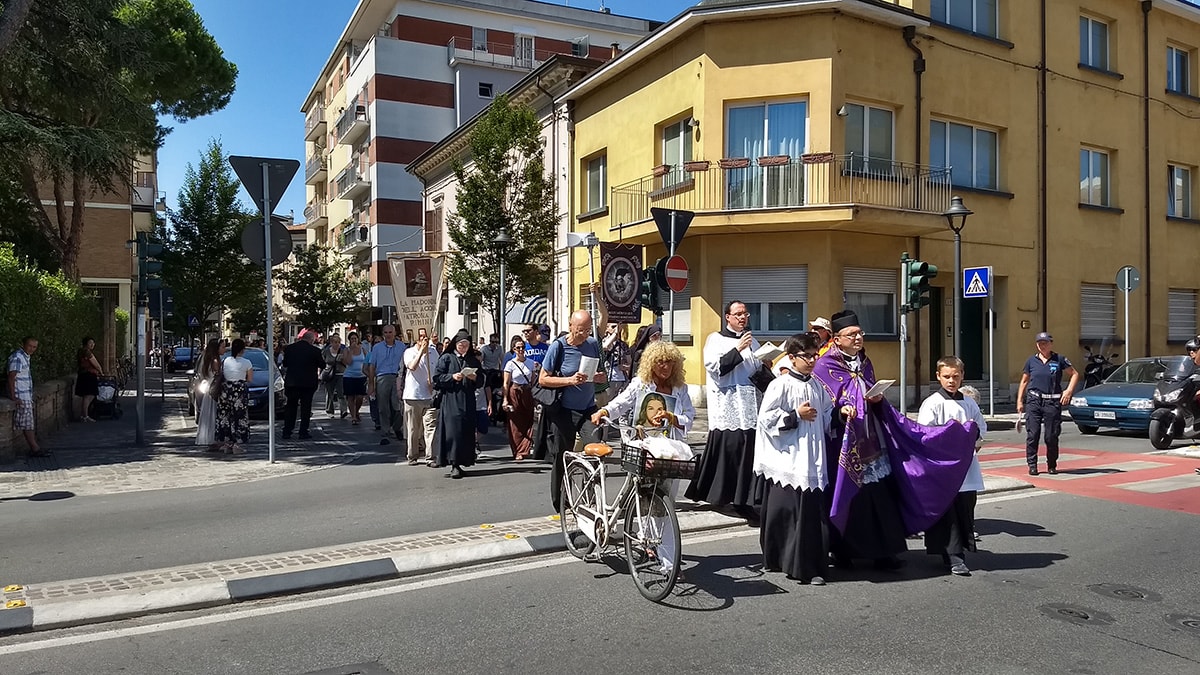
[0,491,1048,654]
[978,453,1091,469]
[1112,475,1200,494]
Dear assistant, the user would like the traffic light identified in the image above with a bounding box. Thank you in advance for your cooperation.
[137,232,164,294]
[905,258,938,311]
[640,266,664,316]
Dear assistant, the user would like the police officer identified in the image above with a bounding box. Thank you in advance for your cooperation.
[1016,332,1080,475]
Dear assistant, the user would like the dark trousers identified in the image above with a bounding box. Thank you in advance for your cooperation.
[284,385,316,435]
[1024,395,1062,469]
[548,405,598,512]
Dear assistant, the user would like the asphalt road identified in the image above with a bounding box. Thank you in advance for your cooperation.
[0,397,1177,586]
[2,488,1198,674]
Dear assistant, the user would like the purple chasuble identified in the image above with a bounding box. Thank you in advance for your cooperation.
[812,348,976,534]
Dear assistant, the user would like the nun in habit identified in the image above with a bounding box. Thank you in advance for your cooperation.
[685,300,764,521]
[754,332,834,585]
[432,330,482,479]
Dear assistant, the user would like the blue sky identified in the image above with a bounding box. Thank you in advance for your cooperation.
[158,0,697,220]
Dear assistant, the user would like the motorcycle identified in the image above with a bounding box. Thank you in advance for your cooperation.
[1083,344,1120,388]
[1148,357,1200,450]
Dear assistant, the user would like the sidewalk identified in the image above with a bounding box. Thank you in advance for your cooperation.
[0,471,1031,634]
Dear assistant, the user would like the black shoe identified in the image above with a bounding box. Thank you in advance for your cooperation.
[873,557,905,571]
[379,438,390,446]
[341,412,349,419]
[374,424,381,431]
[1028,467,1039,476]
[831,554,854,570]
[1047,466,1058,475]
[449,466,464,479]
[298,432,312,440]
[281,432,292,440]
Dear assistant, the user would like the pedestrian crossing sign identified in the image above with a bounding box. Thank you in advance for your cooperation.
[963,266,991,298]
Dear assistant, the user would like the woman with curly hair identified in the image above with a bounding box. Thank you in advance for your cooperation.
[591,340,694,444]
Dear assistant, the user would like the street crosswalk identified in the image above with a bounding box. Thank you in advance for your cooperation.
[979,445,1200,515]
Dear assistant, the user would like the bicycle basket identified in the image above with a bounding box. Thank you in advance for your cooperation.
[621,446,697,480]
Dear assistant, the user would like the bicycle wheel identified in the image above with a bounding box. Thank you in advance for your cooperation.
[623,484,681,602]
[560,461,598,559]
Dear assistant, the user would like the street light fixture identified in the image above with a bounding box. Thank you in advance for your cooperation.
[492,229,514,338]
[943,195,973,357]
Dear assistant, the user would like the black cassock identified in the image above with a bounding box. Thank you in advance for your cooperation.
[433,351,481,467]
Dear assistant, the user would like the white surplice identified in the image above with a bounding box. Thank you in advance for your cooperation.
[753,373,833,491]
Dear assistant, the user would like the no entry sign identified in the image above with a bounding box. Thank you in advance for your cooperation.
[664,255,688,293]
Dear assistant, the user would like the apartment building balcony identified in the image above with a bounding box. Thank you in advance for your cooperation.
[446,37,557,71]
[607,154,955,240]
[335,160,371,201]
[305,153,328,185]
[304,106,327,142]
[340,216,370,254]
[335,103,369,146]
[303,199,327,227]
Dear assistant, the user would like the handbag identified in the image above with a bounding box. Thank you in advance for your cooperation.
[319,366,334,382]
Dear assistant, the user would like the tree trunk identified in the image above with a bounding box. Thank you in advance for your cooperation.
[0,0,35,59]
[59,167,87,280]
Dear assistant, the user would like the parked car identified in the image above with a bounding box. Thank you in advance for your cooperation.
[168,347,196,373]
[186,348,284,420]
[1067,356,1187,434]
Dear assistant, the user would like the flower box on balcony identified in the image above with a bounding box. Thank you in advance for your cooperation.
[757,155,791,167]
[651,164,671,177]
[718,157,750,169]
[683,160,710,172]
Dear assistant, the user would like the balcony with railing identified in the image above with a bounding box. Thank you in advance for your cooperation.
[304,199,327,227]
[446,36,561,71]
[335,103,369,146]
[305,153,327,185]
[340,213,370,253]
[609,154,954,235]
[335,159,371,201]
[304,106,327,142]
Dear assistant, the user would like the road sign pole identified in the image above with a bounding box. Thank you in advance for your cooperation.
[667,211,676,342]
[261,162,277,464]
[899,253,908,416]
[988,293,995,418]
[953,229,962,357]
[159,289,165,400]
[135,297,147,446]
[1123,267,1130,358]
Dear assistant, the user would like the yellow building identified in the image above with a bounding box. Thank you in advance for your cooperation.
[560,0,1200,404]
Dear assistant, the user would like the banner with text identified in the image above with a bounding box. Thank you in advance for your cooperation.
[600,242,643,324]
[387,253,446,335]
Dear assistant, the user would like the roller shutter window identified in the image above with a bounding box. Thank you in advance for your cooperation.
[844,267,898,336]
[722,266,808,336]
[663,275,693,340]
[1168,289,1197,342]
[1080,283,1116,341]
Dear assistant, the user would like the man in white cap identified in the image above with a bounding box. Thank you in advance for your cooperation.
[809,317,833,356]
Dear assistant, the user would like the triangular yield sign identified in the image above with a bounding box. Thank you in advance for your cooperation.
[650,207,694,249]
[229,156,300,215]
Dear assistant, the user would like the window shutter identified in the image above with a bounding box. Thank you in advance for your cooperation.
[843,267,898,293]
[1080,284,1116,340]
[1168,289,1197,342]
[722,266,808,307]
[665,275,693,337]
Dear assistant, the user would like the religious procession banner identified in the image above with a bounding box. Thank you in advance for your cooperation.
[387,252,446,335]
[599,242,643,324]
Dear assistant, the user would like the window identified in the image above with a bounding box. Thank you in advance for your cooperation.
[844,267,898,336]
[478,82,493,99]
[932,0,998,38]
[661,117,694,186]
[586,154,607,212]
[472,27,488,51]
[1169,164,1192,218]
[726,101,807,207]
[1168,289,1197,342]
[515,35,534,68]
[1080,148,1110,206]
[722,266,808,336]
[1079,15,1110,71]
[1168,46,1191,94]
[663,275,693,340]
[844,103,894,173]
[571,37,590,58]
[1080,283,1116,341]
[930,119,999,189]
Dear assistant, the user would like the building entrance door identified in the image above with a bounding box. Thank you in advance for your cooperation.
[961,297,985,379]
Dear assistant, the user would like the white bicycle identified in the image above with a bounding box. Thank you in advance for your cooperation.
[558,418,696,602]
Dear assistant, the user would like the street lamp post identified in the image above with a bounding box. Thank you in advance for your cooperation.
[943,195,973,357]
[492,229,514,339]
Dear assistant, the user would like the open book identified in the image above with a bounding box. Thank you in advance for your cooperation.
[753,341,783,362]
[865,379,895,400]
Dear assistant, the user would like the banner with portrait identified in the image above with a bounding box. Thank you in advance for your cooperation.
[599,242,643,324]
[387,253,446,334]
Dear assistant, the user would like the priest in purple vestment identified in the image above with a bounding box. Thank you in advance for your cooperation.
[812,310,976,570]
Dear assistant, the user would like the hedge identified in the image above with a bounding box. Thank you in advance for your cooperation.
[0,244,102,382]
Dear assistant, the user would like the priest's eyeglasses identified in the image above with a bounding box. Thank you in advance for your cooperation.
[837,331,865,339]
[790,352,819,361]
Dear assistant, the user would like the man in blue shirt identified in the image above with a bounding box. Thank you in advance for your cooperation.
[523,323,548,365]
[367,324,406,445]
[1016,332,1079,475]
[537,310,607,512]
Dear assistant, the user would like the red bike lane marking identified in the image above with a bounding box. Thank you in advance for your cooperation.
[980,445,1200,515]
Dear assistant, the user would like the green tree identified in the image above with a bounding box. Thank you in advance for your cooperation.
[0,0,237,279]
[446,94,556,331]
[277,244,370,333]
[158,140,261,344]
